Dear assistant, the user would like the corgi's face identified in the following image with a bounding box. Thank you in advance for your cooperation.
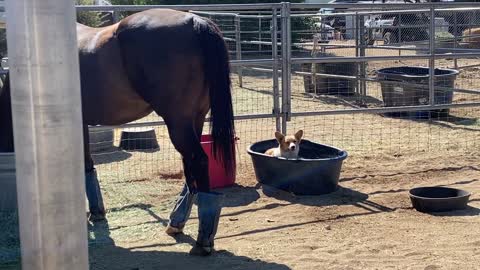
[275,130,303,157]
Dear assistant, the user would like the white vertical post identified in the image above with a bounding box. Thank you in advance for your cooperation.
[271,8,281,132]
[280,2,291,134]
[285,3,291,122]
[429,6,436,106]
[235,15,243,88]
[355,12,360,97]
[5,1,88,270]
[453,11,458,70]
[258,16,262,52]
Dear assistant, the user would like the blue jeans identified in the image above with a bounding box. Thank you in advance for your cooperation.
[85,169,105,217]
[168,183,196,228]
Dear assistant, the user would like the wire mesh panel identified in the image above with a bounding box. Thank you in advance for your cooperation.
[82,8,280,183]
[288,4,480,156]
[288,107,480,153]
[60,3,480,193]
[3,3,480,269]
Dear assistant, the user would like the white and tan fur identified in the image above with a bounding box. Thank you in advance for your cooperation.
[265,130,304,159]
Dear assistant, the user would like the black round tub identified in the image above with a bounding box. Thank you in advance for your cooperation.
[247,139,348,195]
[409,186,471,213]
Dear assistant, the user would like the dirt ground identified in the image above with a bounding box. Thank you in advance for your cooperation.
[85,61,480,269]
[82,148,480,270]
[4,126,480,269]
[2,148,479,270]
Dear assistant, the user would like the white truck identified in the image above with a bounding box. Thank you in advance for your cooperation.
[364,12,450,45]
[364,12,430,45]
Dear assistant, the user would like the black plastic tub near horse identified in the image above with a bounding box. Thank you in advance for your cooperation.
[409,186,471,213]
[247,140,348,195]
[377,66,459,118]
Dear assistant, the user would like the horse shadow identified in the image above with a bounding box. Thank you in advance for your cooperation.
[91,146,132,165]
[210,184,394,242]
[88,220,291,270]
[216,184,261,208]
[211,182,391,223]
[423,114,480,132]
[429,205,480,217]
[379,111,480,132]
[260,183,373,208]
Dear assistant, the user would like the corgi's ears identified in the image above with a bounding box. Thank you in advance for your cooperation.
[275,131,285,142]
[295,130,303,141]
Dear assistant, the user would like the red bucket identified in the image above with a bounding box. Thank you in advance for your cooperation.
[200,134,237,189]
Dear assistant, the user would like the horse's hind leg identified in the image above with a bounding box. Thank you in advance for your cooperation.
[83,124,106,222]
[164,116,223,256]
[165,116,209,192]
[165,116,205,235]
[165,115,212,235]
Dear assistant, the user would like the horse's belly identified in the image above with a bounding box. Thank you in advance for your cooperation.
[83,87,153,126]
[104,97,153,125]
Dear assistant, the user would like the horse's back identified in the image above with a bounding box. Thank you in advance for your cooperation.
[115,9,210,118]
[116,9,202,64]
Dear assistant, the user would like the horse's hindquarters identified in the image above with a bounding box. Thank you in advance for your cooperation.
[78,25,153,126]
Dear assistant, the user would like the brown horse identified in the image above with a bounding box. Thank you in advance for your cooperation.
[0,8,235,256]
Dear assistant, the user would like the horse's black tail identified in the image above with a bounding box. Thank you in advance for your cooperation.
[193,16,236,174]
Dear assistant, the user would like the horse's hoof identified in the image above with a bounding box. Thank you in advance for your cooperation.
[189,245,213,256]
[165,225,183,236]
[88,212,106,222]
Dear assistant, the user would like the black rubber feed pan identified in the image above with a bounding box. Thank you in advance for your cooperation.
[409,186,471,213]
[247,139,347,195]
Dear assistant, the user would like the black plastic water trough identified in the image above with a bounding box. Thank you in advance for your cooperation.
[377,66,458,118]
[247,139,347,195]
[409,186,471,213]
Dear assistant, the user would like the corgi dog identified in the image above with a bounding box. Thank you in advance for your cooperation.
[265,130,303,159]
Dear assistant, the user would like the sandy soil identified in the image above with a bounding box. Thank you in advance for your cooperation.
[80,149,480,270]
[82,60,480,269]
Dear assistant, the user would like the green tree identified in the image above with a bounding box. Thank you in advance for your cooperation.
[76,0,104,27]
